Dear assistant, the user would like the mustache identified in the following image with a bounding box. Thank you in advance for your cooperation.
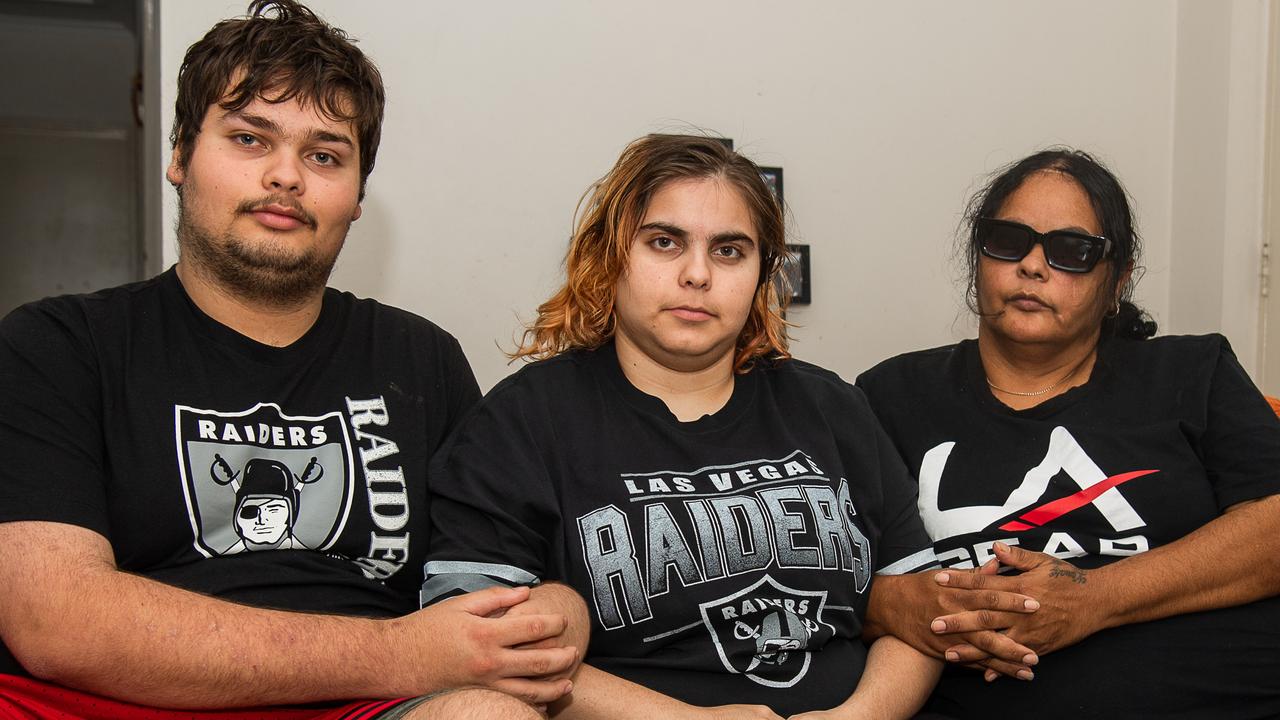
[236,196,317,228]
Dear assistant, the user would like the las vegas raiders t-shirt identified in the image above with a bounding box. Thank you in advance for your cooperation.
[856,334,1280,719]
[423,342,937,715]
[0,268,480,676]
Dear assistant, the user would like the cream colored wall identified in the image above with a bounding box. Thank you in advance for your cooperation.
[1170,0,1272,383]
[158,1,1270,390]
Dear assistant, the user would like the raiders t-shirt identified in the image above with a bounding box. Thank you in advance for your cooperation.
[856,334,1280,719]
[0,268,480,676]
[424,342,936,715]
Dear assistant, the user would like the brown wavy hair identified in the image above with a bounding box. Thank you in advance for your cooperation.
[514,134,790,372]
[171,0,385,199]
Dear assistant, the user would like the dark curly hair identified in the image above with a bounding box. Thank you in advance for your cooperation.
[170,0,385,199]
[960,148,1157,339]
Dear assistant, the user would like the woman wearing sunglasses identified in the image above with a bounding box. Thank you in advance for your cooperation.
[857,149,1280,718]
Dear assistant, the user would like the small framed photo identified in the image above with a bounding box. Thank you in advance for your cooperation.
[778,243,810,305]
[759,166,783,206]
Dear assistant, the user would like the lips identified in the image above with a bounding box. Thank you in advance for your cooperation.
[251,204,308,231]
[237,196,316,231]
[1006,292,1051,311]
[668,306,716,321]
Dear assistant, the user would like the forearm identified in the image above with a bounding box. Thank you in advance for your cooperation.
[825,637,940,720]
[550,664,703,720]
[861,575,897,641]
[1092,495,1280,629]
[0,524,418,708]
[864,570,1037,675]
[12,566,416,707]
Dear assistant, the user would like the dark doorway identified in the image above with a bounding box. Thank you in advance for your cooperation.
[0,0,152,317]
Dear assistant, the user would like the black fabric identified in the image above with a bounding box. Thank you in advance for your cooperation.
[856,334,1280,719]
[0,268,480,676]
[424,342,936,715]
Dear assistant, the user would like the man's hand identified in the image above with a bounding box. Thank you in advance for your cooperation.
[931,543,1105,680]
[503,583,590,675]
[867,564,1040,679]
[394,585,577,704]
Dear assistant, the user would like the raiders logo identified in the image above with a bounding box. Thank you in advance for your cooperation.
[699,574,835,688]
[174,403,356,558]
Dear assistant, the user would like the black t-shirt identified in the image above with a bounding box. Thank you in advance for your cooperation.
[0,269,480,676]
[856,334,1280,719]
[424,343,936,715]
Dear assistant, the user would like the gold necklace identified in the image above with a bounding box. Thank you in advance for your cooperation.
[986,351,1094,397]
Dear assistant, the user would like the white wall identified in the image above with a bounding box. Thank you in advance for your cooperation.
[158,0,1272,390]
[1170,0,1272,382]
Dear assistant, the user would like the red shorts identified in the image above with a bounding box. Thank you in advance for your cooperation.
[0,674,415,720]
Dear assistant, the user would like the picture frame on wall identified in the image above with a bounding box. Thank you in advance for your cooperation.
[779,243,810,305]
[759,166,783,206]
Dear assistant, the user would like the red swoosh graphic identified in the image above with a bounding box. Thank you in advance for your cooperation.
[998,469,1159,532]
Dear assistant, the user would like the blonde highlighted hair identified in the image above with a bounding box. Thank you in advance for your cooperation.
[513,134,790,372]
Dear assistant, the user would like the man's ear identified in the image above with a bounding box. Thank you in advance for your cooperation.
[352,204,362,222]
[166,146,185,186]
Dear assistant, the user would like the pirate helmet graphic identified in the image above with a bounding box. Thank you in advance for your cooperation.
[738,608,813,669]
[210,454,323,552]
[700,575,834,688]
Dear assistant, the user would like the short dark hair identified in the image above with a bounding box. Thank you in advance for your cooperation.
[961,148,1157,339]
[170,0,385,199]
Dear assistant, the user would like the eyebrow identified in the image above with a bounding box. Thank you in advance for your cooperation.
[223,111,355,149]
[1001,217,1099,236]
[638,221,756,246]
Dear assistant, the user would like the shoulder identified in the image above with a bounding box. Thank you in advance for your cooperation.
[1,275,165,354]
[331,289,461,346]
[766,356,855,393]
[856,342,965,396]
[760,356,879,419]
[483,350,592,405]
[1102,333,1227,379]
[433,351,592,461]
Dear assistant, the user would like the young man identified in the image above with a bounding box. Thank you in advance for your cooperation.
[0,2,585,717]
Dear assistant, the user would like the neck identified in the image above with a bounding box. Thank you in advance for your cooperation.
[614,334,736,422]
[977,324,1100,409]
[175,261,324,347]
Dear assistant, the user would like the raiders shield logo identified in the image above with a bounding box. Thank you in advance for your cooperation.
[175,403,356,558]
[699,574,835,688]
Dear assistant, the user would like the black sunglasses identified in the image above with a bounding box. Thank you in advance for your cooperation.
[976,217,1112,273]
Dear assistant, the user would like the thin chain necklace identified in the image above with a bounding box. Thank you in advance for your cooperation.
[986,350,1095,398]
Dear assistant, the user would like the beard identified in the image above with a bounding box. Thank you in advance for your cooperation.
[176,186,347,308]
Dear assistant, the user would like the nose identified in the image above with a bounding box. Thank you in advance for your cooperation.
[263,152,305,195]
[679,249,711,290]
[1016,242,1050,281]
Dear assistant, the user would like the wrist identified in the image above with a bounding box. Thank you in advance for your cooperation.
[374,613,431,696]
[1082,563,1126,632]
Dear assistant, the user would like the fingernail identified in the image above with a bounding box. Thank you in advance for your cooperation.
[1023,653,1038,666]
[1017,669,1034,681]
[1025,599,1040,610]
[564,680,573,693]
[936,572,951,584]
[995,542,1009,552]
[945,650,959,662]
[984,670,998,682]
[931,619,947,633]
